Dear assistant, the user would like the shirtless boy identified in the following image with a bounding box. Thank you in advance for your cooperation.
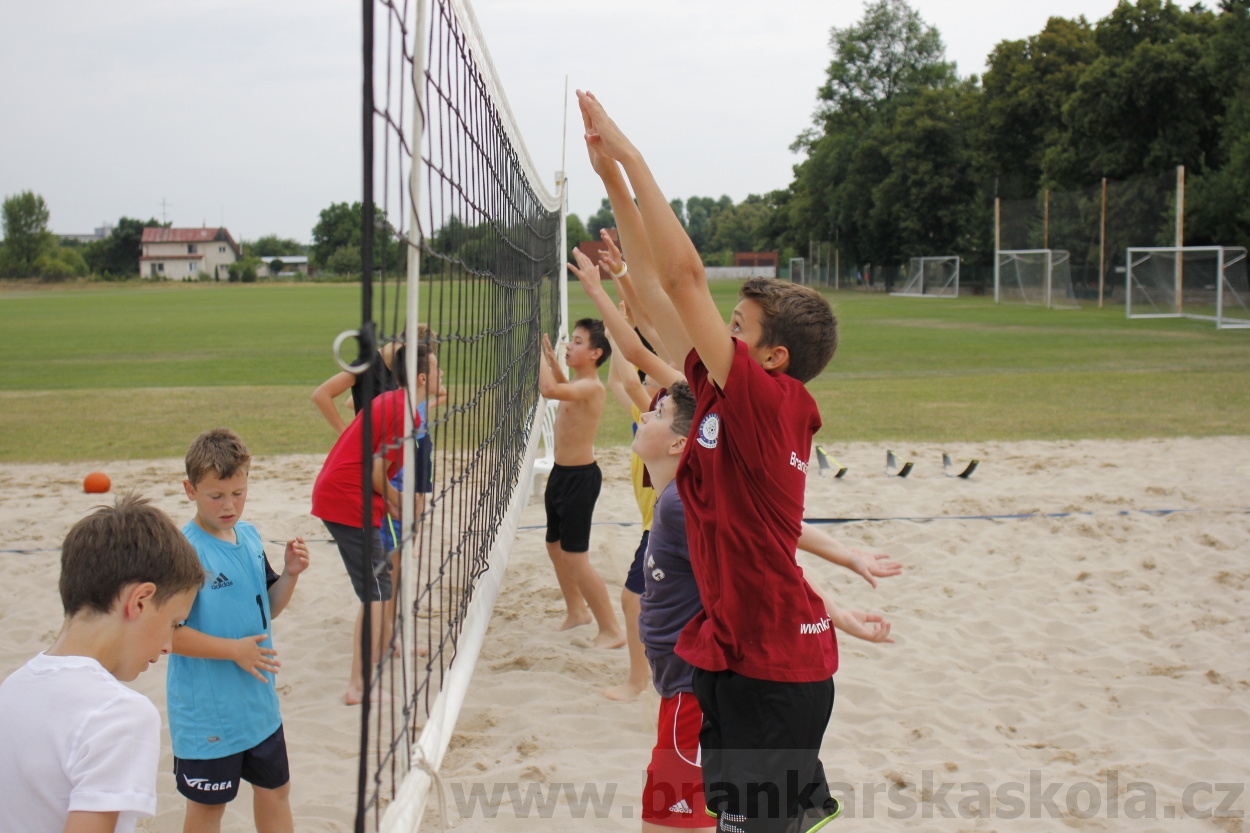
[538,321,624,649]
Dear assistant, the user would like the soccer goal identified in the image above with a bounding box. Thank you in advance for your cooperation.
[892,255,959,297]
[348,0,565,829]
[789,256,806,284]
[1125,246,1250,329]
[995,249,1079,308]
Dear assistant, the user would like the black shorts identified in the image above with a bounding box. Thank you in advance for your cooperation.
[624,529,649,595]
[692,668,834,833]
[544,462,602,553]
[324,520,393,602]
[174,725,290,805]
[414,433,434,494]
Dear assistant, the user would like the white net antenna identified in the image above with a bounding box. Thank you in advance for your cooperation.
[893,256,959,298]
[1125,246,1250,329]
[995,249,1079,309]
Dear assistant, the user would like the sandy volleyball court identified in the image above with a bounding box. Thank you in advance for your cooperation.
[1,438,1247,831]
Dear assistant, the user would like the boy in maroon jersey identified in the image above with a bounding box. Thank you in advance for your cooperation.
[576,90,846,833]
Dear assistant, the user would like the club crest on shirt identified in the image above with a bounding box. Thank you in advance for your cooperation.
[696,413,720,449]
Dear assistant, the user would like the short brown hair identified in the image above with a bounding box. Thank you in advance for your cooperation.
[185,427,251,485]
[665,381,696,439]
[60,493,204,616]
[739,278,838,383]
[574,318,612,367]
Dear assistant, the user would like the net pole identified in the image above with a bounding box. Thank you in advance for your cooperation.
[356,1,376,831]
[401,0,429,677]
[1099,177,1107,309]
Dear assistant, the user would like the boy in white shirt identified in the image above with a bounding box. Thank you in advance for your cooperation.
[0,494,204,833]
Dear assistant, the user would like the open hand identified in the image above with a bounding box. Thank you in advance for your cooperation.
[577,89,637,164]
[568,247,605,295]
[598,229,626,278]
[832,609,894,644]
[233,634,280,681]
[848,549,903,588]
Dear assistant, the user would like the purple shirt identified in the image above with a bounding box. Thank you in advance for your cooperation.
[638,480,703,698]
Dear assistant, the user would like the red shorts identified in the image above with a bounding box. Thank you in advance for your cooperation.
[643,692,715,827]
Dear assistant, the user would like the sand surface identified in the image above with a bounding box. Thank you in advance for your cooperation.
[1,438,1248,831]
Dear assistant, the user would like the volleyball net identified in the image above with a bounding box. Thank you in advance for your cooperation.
[351,0,564,829]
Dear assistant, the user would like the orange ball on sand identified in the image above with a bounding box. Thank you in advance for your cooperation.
[83,472,111,494]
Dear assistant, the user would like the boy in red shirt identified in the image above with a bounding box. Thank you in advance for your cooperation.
[312,341,434,705]
[577,90,845,833]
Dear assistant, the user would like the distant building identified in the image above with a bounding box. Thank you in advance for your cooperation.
[140,227,241,280]
[734,252,778,268]
[60,223,114,244]
[256,255,310,279]
[573,229,621,272]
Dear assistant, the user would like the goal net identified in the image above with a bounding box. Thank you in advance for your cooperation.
[789,256,805,284]
[995,249,1079,309]
[892,256,959,297]
[1125,246,1250,329]
[352,0,564,830]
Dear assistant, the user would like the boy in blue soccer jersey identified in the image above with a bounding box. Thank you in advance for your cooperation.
[169,428,310,833]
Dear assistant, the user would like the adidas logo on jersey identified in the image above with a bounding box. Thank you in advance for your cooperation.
[668,799,693,814]
[210,572,233,590]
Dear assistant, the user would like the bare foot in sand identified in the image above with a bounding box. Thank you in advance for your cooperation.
[592,629,626,650]
[344,685,394,706]
[559,607,593,631]
[602,679,647,701]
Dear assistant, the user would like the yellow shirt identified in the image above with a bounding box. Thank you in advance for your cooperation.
[630,404,656,530]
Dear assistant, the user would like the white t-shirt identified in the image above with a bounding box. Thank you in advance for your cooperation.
[0,653,161,833]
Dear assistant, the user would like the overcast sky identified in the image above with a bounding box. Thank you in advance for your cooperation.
[0,0,1122,244]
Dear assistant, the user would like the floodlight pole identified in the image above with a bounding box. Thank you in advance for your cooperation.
[1098,177,1107,309]
[1175,165,1185,314]
[1043,189,1050,250]
[993,197,1001,303]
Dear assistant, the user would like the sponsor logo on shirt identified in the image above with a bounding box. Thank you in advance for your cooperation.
[182,775,235,792]
[799,617,831,635]
[210,572,233,590]
[669,799,693,814]
[696,413,720,449]
[789,451,809,474]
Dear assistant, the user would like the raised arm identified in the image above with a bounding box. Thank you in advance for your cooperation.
[598,231,673,363]
[606,334,652,413]
[580,102,693,369]
[569,247,682,389]
[579,89,735,387]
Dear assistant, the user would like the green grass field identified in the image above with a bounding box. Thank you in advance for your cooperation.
[0,280,1246,462]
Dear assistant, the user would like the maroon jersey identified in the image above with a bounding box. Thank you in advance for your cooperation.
[312,388,410,528]
[674,340,838,683]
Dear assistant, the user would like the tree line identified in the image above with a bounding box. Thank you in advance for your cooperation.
[8,1,1247,281]
[565,0,1250,273]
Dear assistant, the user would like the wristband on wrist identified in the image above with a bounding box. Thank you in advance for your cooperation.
[608,262,628,279]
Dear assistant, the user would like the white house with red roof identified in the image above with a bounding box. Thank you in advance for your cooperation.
[139,227,241,280]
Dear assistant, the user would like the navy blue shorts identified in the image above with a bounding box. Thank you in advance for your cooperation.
[174,725,290,805]
[624,529,649,595]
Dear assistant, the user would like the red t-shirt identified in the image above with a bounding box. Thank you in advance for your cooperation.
[311,388,413,528]
[674,340,838,683]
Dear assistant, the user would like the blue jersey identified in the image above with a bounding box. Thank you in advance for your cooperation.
[167,521,282,759]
